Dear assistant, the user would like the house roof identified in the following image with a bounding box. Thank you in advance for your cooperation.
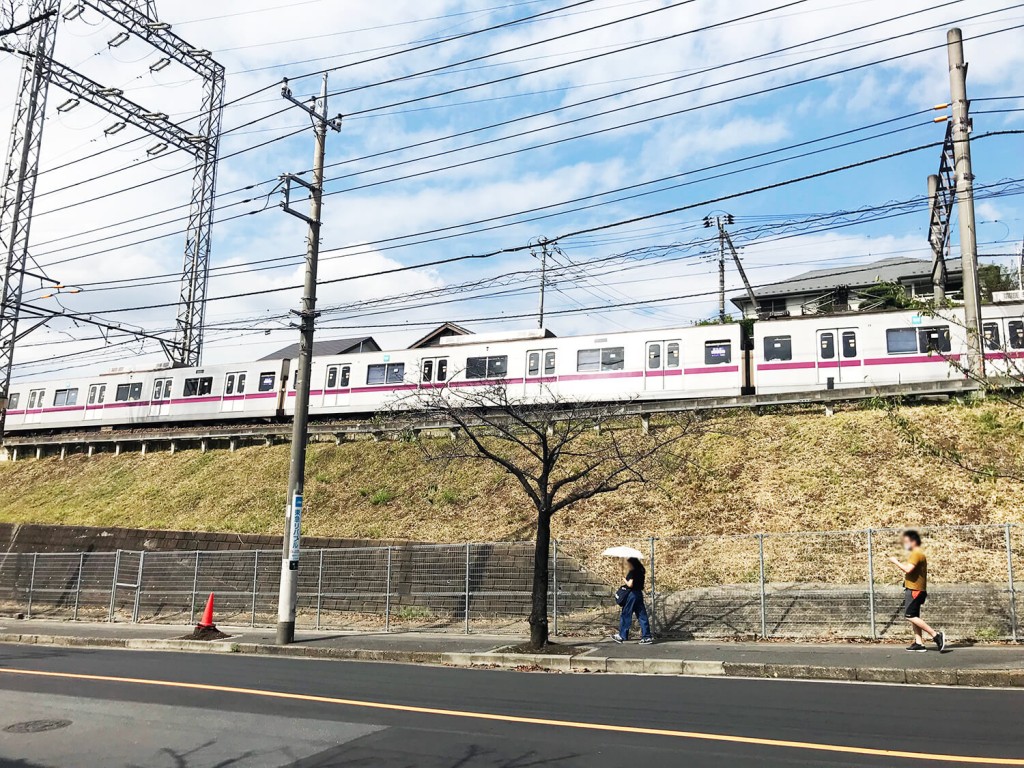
[407,322,472,349]
[732,257,964,305]
[260,336,380,360]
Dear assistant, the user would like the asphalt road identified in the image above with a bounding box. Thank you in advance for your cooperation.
[0,644,1021,768]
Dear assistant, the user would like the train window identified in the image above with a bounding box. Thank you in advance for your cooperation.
[983,322,1001,351]
[88,384,105,404]
[183,377,213,397]
[237,374,246,394]
[258,372,276,392]
[763,335,792,362]
[326,367,338,389]
[115,384,130,402]
[886,328,917,354]
[648,344,662,370]
[527,352,540,377]
[465,356,507,379]
[704,341,732,365]
[819,332,836,359]
[225,374,235,396]
[130,382,143,400]
[340,367,350,387]
[577,349,600,372]
[27,391,35,409]
[53,388,78,407]
[98,385,107,403]
[7,393,19,410]
[544,351,556,375]
[842,331,857,358]
[437,359,448,380]
[366,363,406,385]
[918,326,951,354]
[422,360,434,382]
[666,343,680,368]
[1009,321,1024,349]
[601,348,624,371]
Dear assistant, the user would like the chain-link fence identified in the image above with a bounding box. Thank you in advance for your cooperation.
[0,524,1019,641]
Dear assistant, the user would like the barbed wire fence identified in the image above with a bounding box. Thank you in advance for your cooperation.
[0,524,1018,642]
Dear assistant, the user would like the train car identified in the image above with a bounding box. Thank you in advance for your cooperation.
[288,324,745,418]
[4,359,289,433]
[752,302,1024,394]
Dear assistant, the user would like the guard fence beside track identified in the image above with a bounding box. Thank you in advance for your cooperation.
[0,524,1019,641]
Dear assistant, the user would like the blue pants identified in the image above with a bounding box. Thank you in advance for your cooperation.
[619,590,651,639]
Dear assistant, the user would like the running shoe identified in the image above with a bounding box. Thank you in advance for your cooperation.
[934,631,946,652]
[638,637,654,645]
[612,633,624,644]
[906,643,927,652]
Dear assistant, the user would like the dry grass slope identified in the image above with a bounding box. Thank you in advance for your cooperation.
[0,401,1022,540]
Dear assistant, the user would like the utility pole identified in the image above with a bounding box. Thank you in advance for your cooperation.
[946,27,984,377]
[534,237,550,329]
[704,213,741,321]
[276,74,341,646]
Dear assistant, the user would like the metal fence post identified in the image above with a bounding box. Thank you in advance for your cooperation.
[315,549,324,631]
[551,539,558,637]
[757,534,767,639]
[867,528,877,640]
[251,550,260,628]
[385,546,392,634]
[73,553,84,621]
[26,553,37,619]
[464,542,471,635]
[189,551,200,624]
[1006,524,1018,644]
[649,536,657,636]
[108,549,121,622]
[132,551,146,623]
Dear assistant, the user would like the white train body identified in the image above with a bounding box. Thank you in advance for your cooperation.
[5,303,1023,434]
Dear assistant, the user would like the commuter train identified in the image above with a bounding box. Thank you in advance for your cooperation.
[5,302,1024,434]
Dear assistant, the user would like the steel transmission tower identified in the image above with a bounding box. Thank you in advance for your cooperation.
[0,0,225,419]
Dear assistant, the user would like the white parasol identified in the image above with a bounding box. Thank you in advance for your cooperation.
[601,546,644,560]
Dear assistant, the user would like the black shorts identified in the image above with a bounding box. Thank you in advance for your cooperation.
[904,588,927,619]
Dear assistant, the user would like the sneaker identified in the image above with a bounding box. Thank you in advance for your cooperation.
[638,637,654,645]
[933,631,946,652]
[906,643,927,652]
[612,633,624,644]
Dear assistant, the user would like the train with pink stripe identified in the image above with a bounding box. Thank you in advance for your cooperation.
[4,303,1023,434]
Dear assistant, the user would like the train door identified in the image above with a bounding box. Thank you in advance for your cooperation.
[419,357,449,390]
[86,384,106,420]
[322,364,351,408]
[25,388,45,423]
[524,349,556,396]
[222,371,247,412]
[816,329,859,385]
[645,340,681,390]
[150,378,172,417]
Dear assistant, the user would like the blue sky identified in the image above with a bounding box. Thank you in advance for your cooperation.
[2,0,1023,379]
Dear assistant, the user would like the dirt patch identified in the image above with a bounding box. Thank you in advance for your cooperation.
[499,642,590,656]
[181,625,230,641]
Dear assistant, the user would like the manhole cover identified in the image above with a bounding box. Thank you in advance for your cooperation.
[4,719,72,734]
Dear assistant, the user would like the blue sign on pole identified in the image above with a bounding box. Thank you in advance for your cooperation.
[289,494,303,563]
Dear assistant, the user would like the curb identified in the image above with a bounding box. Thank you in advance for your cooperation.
[1,633,1020,687]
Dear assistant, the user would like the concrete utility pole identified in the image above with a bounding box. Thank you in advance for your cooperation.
[947,28,984,377]
[717,225,726,323]
[276,74,341,645]
[535,237,550,329]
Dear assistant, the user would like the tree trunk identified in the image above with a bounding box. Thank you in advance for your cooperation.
[528,510,551,649]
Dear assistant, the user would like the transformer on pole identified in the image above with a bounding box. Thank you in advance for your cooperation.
[0,0,225,425]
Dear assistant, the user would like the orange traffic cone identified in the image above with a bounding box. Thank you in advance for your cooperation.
[197,592,216,629]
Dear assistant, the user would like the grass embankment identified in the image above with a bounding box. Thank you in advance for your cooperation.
[0,401,1022,541]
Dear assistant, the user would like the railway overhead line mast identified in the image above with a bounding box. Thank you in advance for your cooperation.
[0,0,225,425]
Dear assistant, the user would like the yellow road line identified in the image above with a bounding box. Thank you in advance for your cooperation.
[0,667,1020,765]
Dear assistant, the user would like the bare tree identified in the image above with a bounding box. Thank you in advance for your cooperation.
[392,383,714,649]
[0,1,56,44]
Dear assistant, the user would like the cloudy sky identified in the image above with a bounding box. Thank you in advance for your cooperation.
[2,0,1024,381]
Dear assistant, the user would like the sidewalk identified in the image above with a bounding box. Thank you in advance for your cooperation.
[1,618,1021,687]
